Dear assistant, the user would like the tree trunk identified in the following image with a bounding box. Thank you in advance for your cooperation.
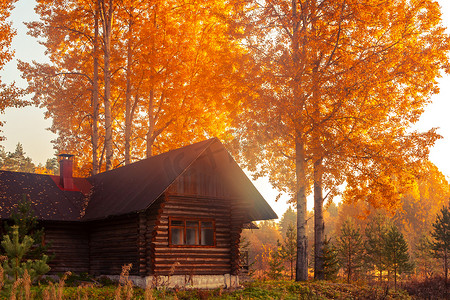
[347,244,352,283]
[314,158,324,280]
[295,139,308,281]
[92,2,99,175]
[445,248,448,286]
[124,16,133,165]
[100,0,113,171]
[292,0,308,282]
[290,259,293,280]
[394,266,397,290]
[146,88,155,158]
[146,8,157,158]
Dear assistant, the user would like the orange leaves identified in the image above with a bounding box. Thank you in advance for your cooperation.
[0,0,16,69]
[19,0,246,173]
[0,0,22,133]
[232,0,450,214]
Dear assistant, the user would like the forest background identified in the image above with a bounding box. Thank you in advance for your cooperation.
[0,0,449,286]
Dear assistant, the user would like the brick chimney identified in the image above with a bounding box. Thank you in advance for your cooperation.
[57,154,74,190]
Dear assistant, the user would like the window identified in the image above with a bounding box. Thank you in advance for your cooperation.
[169,217,215,247]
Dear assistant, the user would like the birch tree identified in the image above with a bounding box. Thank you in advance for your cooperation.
[20,0,245,174]
[233,0,449,280]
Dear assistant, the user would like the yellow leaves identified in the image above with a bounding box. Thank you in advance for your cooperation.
[34,167,54,175]
[22,0,247,172]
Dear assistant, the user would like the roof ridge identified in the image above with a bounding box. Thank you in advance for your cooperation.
[90,138,217,179]
[144,138,219,210]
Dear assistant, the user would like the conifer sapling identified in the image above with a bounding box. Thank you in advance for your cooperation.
[1,226,50,283]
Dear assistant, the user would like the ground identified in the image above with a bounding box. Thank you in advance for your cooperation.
[5,275,447,299]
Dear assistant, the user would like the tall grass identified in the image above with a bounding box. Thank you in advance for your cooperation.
[0,264,157,299]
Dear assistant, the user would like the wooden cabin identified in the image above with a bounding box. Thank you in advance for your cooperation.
[0,138,277,288]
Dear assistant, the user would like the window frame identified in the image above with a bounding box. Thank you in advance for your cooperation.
[168,217,216,247]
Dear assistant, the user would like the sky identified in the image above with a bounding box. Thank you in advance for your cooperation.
[1,0,450,218]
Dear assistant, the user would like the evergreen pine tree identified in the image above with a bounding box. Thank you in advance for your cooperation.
[1,143,35,173]
[3,194,49,260]
[279,207,296,237]
[364,213,390,282]
[337,219,365,283]
[280,223,296,280]
[414,234,436,279]
[45,157,59,175]
[267,241,285,280]
[431,205,450,284]
[1,226,50,283]
[383,225,413,289]
[0,146,5,167]
[323,237,339,280]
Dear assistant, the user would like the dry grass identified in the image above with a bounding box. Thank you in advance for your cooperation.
[144,281,154,300]
[42,271,71,300]
[0,263,159,300]
[114,264,134,300]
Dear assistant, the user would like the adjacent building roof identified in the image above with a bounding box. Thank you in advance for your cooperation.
[0,138,277,222]
[0,171,88,221]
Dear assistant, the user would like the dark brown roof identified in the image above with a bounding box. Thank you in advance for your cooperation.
[0,138,277,222]
[0,171,89,221]
[83,138,217,220]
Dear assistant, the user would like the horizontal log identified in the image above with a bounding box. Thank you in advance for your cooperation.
[152,230,229,238]
[49,264,89,268]
[45,236,88,243]
[43,224,86,230]
[89,229,138,237]
[89,243,137,250]
[45,232,88,238]
[153,258,231,265]
[90,249,138,255]
[87,215,139,225]
[51,257,89,263]
[49,252,89,258]
[152,247,230,253]
[49,268,89,274]
[154,268,231,275]
[163,204,230,213]
[88,225,138,234]
[46,235,88,240]
[50,265,89,269]
[153,223,232,233]
[155,253,230,260]
[154,253,230,259]
[89,236,137,243]
[167,192,238,199]
[89,261,138,267]
[164,204,230,213]
[154,263,231,270]
[160,211,230,221]
[47,243,89,249]
[152,236,230,245]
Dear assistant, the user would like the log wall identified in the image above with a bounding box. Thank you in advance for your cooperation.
[88,214,140,275]
[152,194,232,276]
[43,222,89,274]
[145,195,164,275]
[149,153,253,276]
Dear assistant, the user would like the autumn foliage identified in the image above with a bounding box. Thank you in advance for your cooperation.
[0,0,26,139]
[231,0,450,280]
[20,0,246,175]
